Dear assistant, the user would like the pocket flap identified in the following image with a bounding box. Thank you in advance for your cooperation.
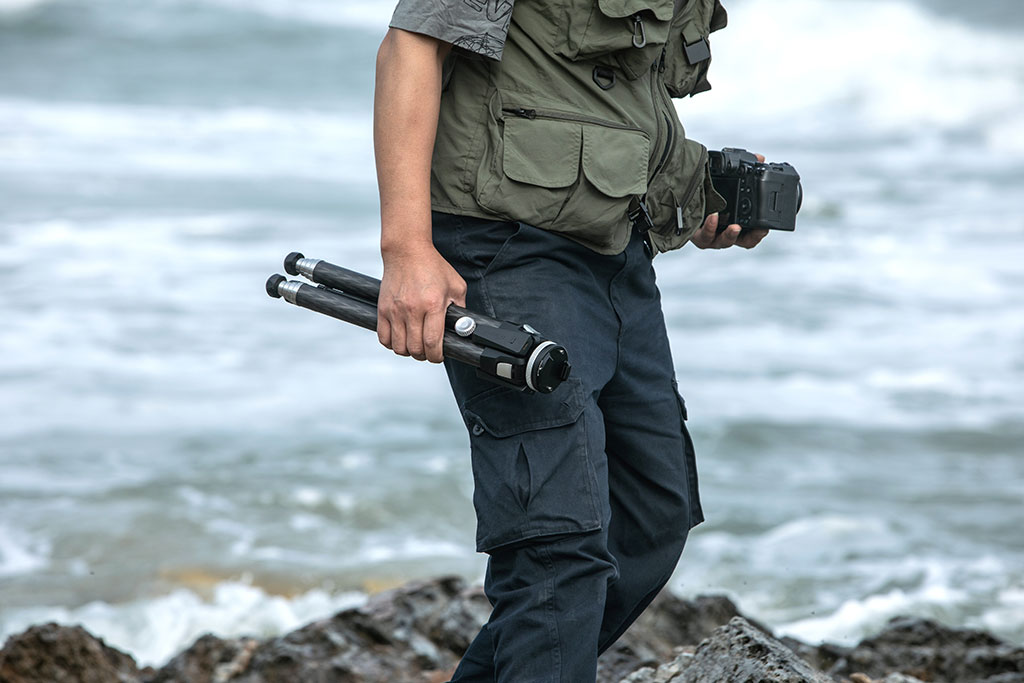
[463,377,585,438]
[598,0,673,21]
[503,117,582,189]
[582,125,650,198]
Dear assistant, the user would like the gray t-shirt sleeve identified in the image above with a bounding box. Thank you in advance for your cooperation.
[389,0,515,61]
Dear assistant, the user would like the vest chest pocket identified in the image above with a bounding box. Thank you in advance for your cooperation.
[562,0,674,62]
[476,109,650,254]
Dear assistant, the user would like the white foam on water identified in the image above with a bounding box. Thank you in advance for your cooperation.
[175,486,235,513]
[750,515,906,569]
[0,525,50,577]
[0,581,366,667]
[680,516,1024,645]
[777,583,966,644]
[0,98,376,184]
[980,586,1024,634]
[771,552,983,645]
[359,537,466,564]
[683,0,1024,147]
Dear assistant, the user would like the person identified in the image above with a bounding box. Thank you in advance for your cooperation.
[372,0,767,679]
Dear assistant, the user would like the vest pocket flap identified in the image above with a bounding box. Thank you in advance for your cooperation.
[598,0,673,21]
[503,117,582,189]
[582,125,649,198]
[463,377,585,438]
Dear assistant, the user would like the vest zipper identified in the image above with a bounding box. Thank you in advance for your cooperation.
[651,112,674,180]
[502,107,644,133]
[648,61,676,184]
[675,146,708,235]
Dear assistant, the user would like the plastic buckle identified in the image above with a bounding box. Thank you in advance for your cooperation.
[683,38,711,65]
[629,200,655,233]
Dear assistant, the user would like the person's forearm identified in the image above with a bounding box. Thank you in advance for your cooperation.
[373,29,450,255]
[373,29,463,364]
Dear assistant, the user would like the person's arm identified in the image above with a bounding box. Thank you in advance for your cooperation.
[374,28,465,363]
[688,153,769,250]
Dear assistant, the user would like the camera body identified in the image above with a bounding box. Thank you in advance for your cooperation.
[709,148,802,232]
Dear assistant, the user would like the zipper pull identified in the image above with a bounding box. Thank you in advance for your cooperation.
[507,107,537,120]
[632,14,647,49]
[658,46,667,73]
[675,205,684,235]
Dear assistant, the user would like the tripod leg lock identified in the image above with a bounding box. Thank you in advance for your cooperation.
[477,348,531,393]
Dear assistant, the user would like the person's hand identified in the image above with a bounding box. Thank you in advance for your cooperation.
[689,152,770,250]
[377,242,467,363]
[689,214,769,250]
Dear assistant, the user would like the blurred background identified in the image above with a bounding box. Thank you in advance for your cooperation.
[1,0,1022,668]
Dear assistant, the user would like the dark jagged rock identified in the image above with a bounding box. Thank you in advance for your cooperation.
[781,635,851,674]
[2,578,1023,683]
[597,594,749,682]
[828,616,1024,683]
[152,576,478,683]
[619,616,836,683]
[0,622,147,683]
[146,634,260,683]
[680,616,832,683]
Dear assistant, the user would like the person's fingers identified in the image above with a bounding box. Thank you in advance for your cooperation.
[451,280,467,309]
[390,313,409,357]
[377,312,393,350]
[737,228,769,249]
[755,153,766,162]
[704,212,719,238]
[691,213,718,248]
[423,307,446,364]
[404,313,426,361]
[715,224,741,248]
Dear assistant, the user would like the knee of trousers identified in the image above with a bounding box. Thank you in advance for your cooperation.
[484,531,619,640]
[459,376,607,554]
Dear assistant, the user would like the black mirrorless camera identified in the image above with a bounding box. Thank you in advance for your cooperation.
[709,148,802,232]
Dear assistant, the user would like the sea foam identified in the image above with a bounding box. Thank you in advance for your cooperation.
[0,525,50,577]
[0,581,366,667]
[683,0,1024,147]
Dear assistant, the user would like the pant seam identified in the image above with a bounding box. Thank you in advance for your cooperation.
[538,542,562,682]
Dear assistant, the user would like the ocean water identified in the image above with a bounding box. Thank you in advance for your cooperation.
[1,0,1023,668]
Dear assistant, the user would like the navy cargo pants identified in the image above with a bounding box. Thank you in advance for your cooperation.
[433,212,703,683]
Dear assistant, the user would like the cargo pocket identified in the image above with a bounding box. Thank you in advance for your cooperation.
[477,107,650,254]
[646,136,726,254]
[662,0,728,98]
[671,378,704,528]
[461,376,601,552]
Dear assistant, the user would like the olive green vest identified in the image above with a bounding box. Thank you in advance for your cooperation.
[431,0,728,255]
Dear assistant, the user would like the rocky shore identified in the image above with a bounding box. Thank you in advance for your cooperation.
[2,576,1022,683]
